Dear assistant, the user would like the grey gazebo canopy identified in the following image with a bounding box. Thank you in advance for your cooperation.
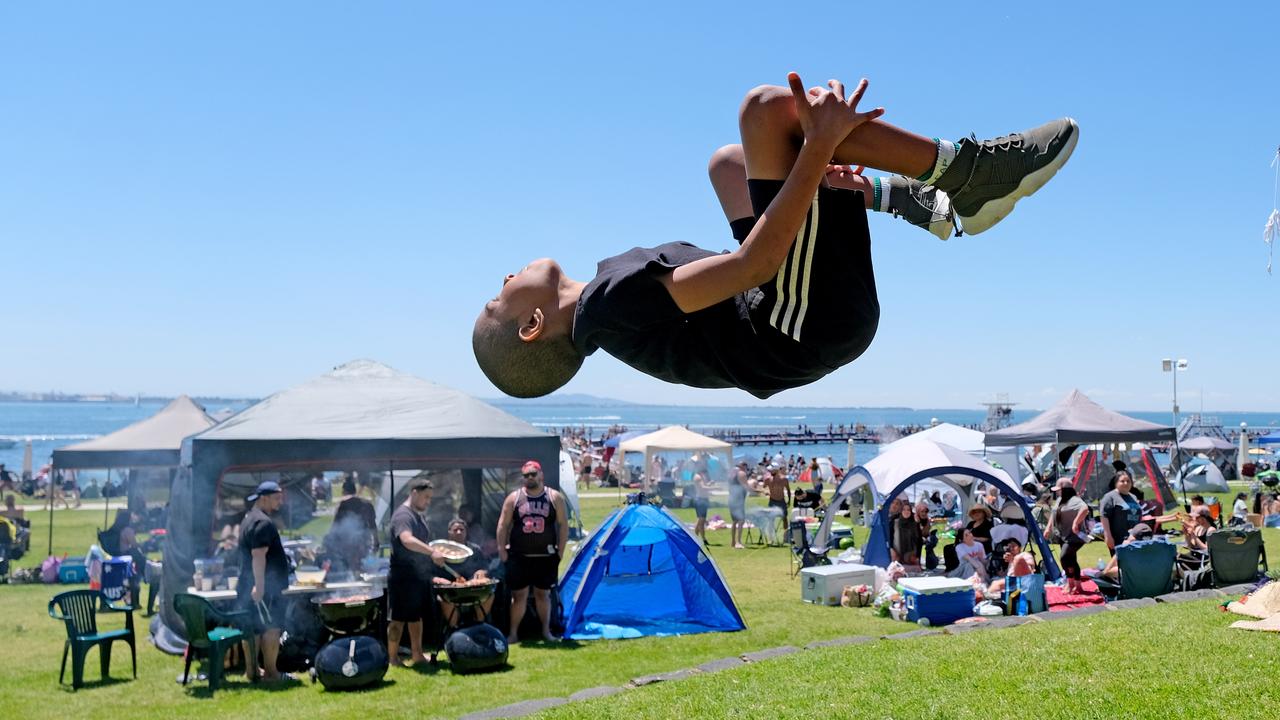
[53,395,216,469]
[983,389,1175,446]
[164,360,558,630]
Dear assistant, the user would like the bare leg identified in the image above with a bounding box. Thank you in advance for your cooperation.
[708,144,755,222]
[259,628,281,679]
[508,586,529,642]
[532,588,556,641]
[407,620,426,663]
[738,84,936,181]
[387,620,405,666]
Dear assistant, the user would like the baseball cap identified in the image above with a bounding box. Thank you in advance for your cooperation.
[246,480,281,503]
[521,460,542,474]
[1127,523,1153,539]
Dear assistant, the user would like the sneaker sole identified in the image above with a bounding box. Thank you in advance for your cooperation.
[958,118,1078,235]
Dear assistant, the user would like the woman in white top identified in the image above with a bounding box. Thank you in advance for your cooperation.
[1231,493,1249,525]
[947,528,988,581]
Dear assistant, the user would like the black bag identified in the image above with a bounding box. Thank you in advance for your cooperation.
[314,636,388,690]
[444,623,509,674]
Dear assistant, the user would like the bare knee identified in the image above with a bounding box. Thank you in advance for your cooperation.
[708,143,745,178]
[738,84,797,131]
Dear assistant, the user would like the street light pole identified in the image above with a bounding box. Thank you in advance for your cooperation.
[1163,358,1188,507]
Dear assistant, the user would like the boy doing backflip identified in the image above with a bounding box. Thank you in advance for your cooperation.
[474,73,1077,399]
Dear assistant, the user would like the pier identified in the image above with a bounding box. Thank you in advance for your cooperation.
[707,430,882,446]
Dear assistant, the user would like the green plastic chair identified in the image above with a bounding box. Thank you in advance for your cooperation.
[48,589,136,689]
[172,593,254,692]
[1208,529,1268,586]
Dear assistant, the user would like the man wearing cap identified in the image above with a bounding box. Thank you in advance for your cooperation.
[387,477,446,667]
[236,481,289,682]
[497,460,567,643]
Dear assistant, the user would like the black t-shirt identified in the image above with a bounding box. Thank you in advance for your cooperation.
[237,507,289,598]
[1100,490,1141,542]
[572,242,828,400]
[389,504,432,575]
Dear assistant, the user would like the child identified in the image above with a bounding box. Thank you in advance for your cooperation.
[474,73,1077,398]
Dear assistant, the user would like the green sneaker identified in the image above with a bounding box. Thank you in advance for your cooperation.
[934,118,1078,235]
[885,176,955,241]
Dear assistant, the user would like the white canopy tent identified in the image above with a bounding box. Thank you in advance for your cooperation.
[619,426,732,493]
[813,439,1061,579]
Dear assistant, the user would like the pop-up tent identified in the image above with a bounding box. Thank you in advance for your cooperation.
[983,389,1175,445]
[558,502,745,639]
[1069,446,1179,509]
[813,439,1061,580]
[1174,458,1231,493]
[619,426,732,470]
[165,360,558,632]
[48,395,217,553]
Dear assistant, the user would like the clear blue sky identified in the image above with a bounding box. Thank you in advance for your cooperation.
[2,2,1277,411]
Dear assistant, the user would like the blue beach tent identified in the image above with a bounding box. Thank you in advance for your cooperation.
[558,501,746,640]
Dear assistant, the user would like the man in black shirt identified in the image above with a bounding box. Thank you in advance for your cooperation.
[236,480,290,682]
[472,73,1076,399]
[497,460,567,643]
[387,477,445,667]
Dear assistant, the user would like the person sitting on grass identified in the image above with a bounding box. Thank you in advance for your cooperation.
[946,527,988,581]
[891,500,922,568]
[984,538,1036,597]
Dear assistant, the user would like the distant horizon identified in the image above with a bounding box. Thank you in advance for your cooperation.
[2,388,1277,419]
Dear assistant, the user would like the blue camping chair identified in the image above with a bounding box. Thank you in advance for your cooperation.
[1095,540,1176,600]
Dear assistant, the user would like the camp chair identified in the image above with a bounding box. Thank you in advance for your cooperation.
[48,589,136,689]
[1208,528,1268,587]
[1094,540,1176,600]
[172,593,255,692]
[1175,550,1212,592]
[789,520,829,577]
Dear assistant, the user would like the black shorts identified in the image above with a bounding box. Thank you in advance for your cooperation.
[237,590,285,634]
[388,567,435,623]
[505,554,559,591]
[747,179,879,370]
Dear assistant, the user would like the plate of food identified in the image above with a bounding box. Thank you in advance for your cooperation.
[427,539,474,564]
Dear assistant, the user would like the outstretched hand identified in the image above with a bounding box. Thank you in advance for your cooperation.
[786,73,884,154]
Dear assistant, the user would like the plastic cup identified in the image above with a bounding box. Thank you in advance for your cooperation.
[200,576,214,592]
[227,576,239,591]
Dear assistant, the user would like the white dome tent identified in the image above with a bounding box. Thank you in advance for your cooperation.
[812,439,1061,580]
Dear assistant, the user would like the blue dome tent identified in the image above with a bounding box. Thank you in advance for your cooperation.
[558,501,745,640]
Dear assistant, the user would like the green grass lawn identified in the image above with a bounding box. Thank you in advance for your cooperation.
[2,496,1275,720]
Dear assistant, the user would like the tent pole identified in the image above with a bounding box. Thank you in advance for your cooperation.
[388,460,395,518]
[104,468,111,529]
[47,468,56,556]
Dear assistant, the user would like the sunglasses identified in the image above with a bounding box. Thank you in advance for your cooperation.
[522,472,539,478]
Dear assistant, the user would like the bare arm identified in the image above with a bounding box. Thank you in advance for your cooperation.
[397,530,445,566]
[496,492,515,562]
[658,75,883,314]
[552,490,569,558]
[251,547,267,602]
[1072,506,1088,535]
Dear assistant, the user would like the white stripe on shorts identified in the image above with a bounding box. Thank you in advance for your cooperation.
[769,191,819,341]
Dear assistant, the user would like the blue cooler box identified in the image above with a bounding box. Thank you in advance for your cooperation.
[899,577,974,626]
[59,559,89,584]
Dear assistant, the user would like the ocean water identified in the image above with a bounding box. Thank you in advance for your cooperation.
[1,400,1276,482]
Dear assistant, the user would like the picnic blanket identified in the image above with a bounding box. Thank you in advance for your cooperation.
[1226,581,1280,632]
[1045,580,1106,611]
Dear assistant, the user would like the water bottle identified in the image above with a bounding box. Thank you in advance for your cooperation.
[88,558,103,590]
[1016,592,1029,617]
[1096,559,1106,571]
